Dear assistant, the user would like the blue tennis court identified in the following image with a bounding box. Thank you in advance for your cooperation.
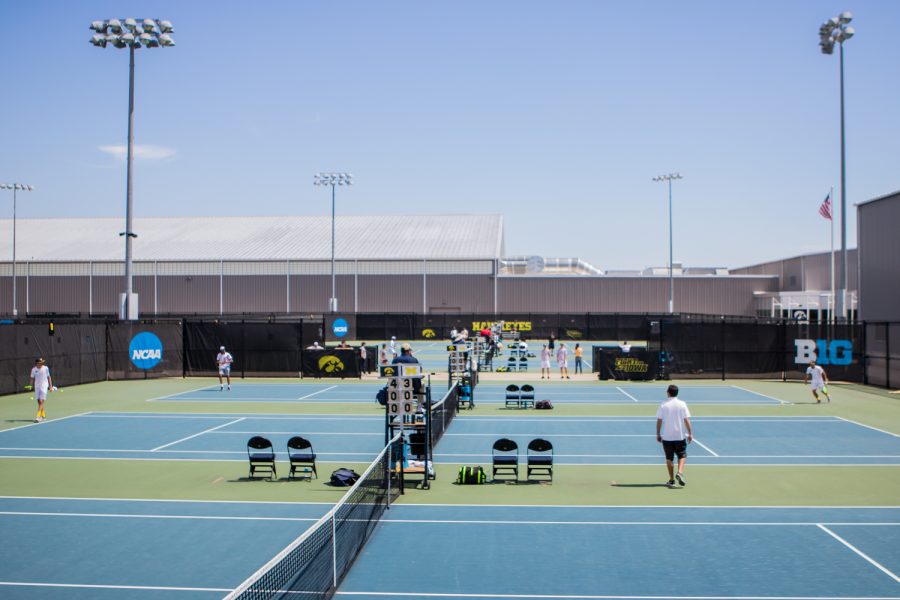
[150,382,787,405]
[149,382,385,404]
[338,504,900,599]
[472,382,786,404]
[1,413,897,465]
[0,496,331,599]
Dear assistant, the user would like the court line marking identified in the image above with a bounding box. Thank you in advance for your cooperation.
[0,412,90,434]
[394,502,900,509]
[150,398,373,404]
[692,438,720,457]
[380,519,900,526]
[1,454,897,466]
[615,386,640,402]
[0,495,336,506]
[835,417,900,439]
[335,592,900,599]
[0,510,319,522]
[151,417,246,451]
[78,413,383,420]
[817,523,900,583]
[730,385,789,405]
[144,385,217,402]
[210,431,385,436]
[0,581,230,593]
[297,385,337,400]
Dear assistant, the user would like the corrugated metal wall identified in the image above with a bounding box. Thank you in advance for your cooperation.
[0,260,780,316]
[498,277,777,314]
[859,192,900,321]
[731,249,858,291]
[426,275,494,313]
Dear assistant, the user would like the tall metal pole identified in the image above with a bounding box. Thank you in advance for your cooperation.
[12,187,17,317]
[838,41,847,320]
[123,45,136,320]
[668,178,674,314]
[330,183,336,313]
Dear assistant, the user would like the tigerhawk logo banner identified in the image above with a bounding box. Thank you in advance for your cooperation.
[318,355,345,373]
[422,328,436,338]
[614,357,649,373]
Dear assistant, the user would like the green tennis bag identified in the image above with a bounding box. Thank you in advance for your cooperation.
[456,465,486,485]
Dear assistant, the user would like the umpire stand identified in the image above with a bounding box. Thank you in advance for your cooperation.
[382,364,434,491]
[447,344,475,409]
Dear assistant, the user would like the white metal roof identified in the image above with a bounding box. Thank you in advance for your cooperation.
[0,215,504,261]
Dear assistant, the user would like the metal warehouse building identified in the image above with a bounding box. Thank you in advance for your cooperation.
[0,214,783,317]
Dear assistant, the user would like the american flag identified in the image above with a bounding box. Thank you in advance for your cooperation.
[818,194,832,220]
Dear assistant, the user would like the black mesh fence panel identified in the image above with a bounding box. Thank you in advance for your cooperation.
[0,322,106,395]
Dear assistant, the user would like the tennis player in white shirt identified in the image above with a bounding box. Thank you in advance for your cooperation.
[29,358,53,422]
[216,346,233,391]
[804,360,831,403]
[656,384,692,488]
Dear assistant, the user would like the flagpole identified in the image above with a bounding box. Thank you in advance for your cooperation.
[830,186,835,324]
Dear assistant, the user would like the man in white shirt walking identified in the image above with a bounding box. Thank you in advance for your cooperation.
[656,384,692,488]
[29,358,53,422]
[803,360,831,403]
[216,346,233,391]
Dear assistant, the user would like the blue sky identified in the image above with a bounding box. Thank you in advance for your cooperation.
[2,0,898,270]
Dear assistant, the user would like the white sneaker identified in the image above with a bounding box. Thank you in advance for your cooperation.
[220,386,224,391]
[227,385,231,391]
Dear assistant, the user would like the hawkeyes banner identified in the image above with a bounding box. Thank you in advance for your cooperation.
[596,348,657,381]
[301,348,361,378]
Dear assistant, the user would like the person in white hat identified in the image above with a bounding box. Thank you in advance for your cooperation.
[216,346,234,391]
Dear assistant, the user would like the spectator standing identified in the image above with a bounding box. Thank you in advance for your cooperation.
[359,342,369,374]
[379,343,389,365]
[540,344,551,379]
[574,343,584,374]
[557,343,570,379]
[548,333,556,351]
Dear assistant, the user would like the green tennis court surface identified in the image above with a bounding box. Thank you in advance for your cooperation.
[0,377,897,599]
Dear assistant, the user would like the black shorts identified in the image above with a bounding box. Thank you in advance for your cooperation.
[662,439,687,461]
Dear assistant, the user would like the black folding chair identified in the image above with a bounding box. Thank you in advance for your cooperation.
[526,438,553,482]
[520,384,535,408]
[518,356,528,372]
[247,436,277,480]
[287,436,317,480]
[492,438,519,481]
[504,384,521,408]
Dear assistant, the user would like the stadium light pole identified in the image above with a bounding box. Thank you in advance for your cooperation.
[818,12,854,321]
[652,173,683,314]
[1,183,34,317]
[90,18,175,320]
[313,173,353,313]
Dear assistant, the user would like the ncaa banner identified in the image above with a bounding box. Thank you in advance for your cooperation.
[325,315,356,341]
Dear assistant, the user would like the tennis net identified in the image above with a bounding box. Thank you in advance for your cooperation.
[224,432,403,600]
[428,382,459,448]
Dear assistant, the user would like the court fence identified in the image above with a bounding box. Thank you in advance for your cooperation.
[1,315,897,395]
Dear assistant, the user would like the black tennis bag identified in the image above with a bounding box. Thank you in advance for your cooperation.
[330,468,360,486]
[375,386,387,406]
[535,400,554,410]
[456,465,486,485]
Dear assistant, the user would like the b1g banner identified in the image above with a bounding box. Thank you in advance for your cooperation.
[597,348,657,381]
[301,348,361,378]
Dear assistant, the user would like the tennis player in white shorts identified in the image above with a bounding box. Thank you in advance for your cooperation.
[216,346,233,391]
[804,360,831,403]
